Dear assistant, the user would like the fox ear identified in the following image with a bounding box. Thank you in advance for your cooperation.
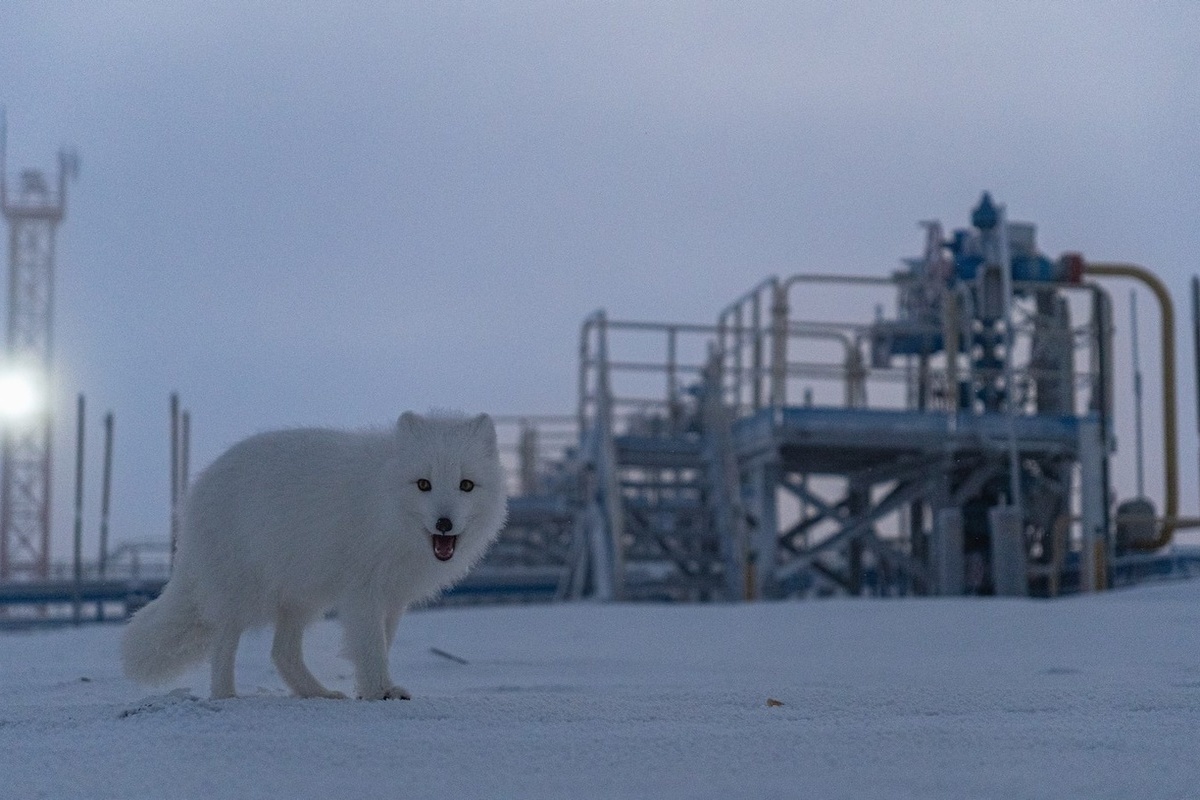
[471,413,498,455]
[397,411,422,435]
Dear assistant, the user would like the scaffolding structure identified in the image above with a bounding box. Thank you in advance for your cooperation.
[0,121,77,581]
[484,193,1194,601]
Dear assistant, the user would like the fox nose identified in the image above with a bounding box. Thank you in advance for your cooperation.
[435,517,453,533]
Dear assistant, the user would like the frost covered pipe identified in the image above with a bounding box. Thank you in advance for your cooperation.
[1084,262,1178,549]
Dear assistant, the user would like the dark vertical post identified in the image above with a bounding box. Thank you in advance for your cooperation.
[181,409,191,492]
[1130,291,1145,498]
[666,327,677,427]
[169,392,179,567]
[751,292,764,411]
[72,393,85,624]
[96,411,113,622]
[1192,276,1200,505]
[732,307,743,413]
[847,483,868,596]
[98,412,113,575]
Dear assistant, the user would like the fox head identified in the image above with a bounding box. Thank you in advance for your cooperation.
[394,411,508,564]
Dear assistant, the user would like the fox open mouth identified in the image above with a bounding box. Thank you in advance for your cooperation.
[431,533,457,561]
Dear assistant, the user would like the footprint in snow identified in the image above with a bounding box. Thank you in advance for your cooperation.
[119,688,223,719]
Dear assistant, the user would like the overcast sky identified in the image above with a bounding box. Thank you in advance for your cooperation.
[1,2,1198,559]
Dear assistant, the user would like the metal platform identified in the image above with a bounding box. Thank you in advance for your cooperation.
[539,195,1189,602]
[735,406,1080,469]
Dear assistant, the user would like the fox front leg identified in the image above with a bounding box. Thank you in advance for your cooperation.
[340,594,411,700]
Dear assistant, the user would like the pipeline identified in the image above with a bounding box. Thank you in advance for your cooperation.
[1083,262,1177,550]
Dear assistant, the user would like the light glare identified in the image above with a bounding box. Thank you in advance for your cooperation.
[0,370,40,420]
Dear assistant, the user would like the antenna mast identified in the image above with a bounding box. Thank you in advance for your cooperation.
[0,116,77,580]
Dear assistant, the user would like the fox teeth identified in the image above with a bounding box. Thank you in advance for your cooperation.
[431,533,457,561]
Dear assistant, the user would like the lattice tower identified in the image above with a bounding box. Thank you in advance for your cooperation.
[0,128,77,580]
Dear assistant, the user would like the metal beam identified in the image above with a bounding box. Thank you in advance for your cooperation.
[780,476,936,578]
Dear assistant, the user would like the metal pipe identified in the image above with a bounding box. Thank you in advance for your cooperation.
[71,393,84,624]
[1084,262,1178,549]
[1192,276,1200,515]
[733,307,743,411]
[577,313,598,435]
[98,411,113,579]
[784,325,858,406]
[594,311,625,600]
[771,284,788,407]
[518,420,537,495]
[666,326,678,423]
[717,276,780,396]
[944,283,961,409]
[788,324,855,349]
[490,413,577,425]
[94,409,113,632]
[751,294,763,410]
[601,318,731,335]
[181,409,191,492]
[781,272,899,291]
[29,413,52,577]
[1130,291,1145,497]
[996,206,1024,520]
[169,392,179,566]
[717,276,780,326]
[0,105,7,209]
[772,272,904,407]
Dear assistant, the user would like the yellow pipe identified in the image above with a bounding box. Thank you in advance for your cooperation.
[1083,262,1177,549]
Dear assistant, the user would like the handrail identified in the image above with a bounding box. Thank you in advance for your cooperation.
[772,273,902,406]
[577,310,606,434]
[717,276,780,330]
[1083,262,1178,550]
[780,272,899,290]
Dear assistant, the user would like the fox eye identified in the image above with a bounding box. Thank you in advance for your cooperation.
[416,479,431,492]
[459,479,474,492]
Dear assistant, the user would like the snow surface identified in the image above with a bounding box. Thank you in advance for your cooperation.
[3,581,1200,799]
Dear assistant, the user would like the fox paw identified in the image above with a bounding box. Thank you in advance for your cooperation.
[360,685,411,701]
[297,688,348,700]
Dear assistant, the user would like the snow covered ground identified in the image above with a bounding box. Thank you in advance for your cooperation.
[2,580,1199,799]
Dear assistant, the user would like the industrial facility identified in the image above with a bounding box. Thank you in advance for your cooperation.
[489,192,1200,603]
[1,121,1197,618]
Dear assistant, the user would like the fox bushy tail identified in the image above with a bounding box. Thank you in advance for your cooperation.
[121,583,212,685]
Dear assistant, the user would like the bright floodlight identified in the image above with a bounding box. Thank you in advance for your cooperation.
[0,369,40,420]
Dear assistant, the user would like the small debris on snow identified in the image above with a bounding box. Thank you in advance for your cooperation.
[430,647,469,665]
[766,698,784,707]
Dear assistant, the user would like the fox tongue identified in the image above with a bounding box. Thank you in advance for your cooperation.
[431,534,457,561]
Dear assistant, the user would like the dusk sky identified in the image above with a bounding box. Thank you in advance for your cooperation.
[1,2,1197,559]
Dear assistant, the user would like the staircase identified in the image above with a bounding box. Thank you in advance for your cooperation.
[578,319,745,601]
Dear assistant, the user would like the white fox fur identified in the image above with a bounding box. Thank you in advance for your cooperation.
[122,412,507,700]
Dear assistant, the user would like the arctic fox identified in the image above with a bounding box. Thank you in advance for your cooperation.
[122,412,507,700]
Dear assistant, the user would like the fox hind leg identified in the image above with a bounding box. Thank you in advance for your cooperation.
[272,606,347,700]
[210,624,242,699]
